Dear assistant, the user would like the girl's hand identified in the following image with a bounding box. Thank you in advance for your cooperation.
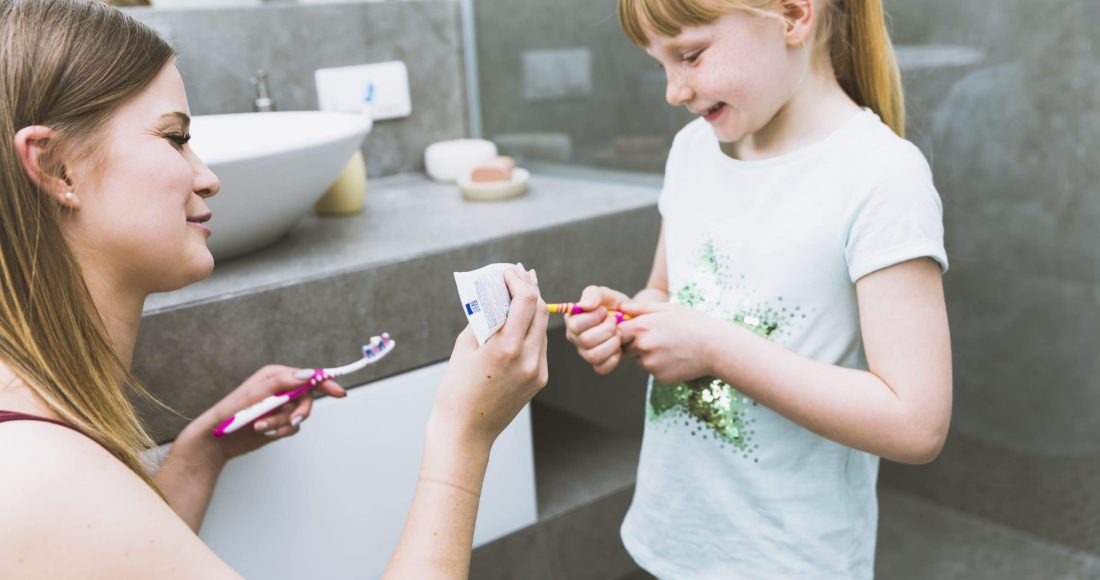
[563,285,633,375]
[618,301,727,384]
[432,268,549,449]
[177,365,348,466]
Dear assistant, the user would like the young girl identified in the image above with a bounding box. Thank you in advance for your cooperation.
[0,1,547,577]
[565,0,952,577]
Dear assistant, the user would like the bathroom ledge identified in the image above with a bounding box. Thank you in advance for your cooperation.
[145,167,661,314]
[133,168,661,443]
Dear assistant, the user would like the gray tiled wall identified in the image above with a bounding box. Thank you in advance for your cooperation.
[881,0,1100,556]
[127,1,467,177]
[474,0,1100,557]
[472,0,692,171]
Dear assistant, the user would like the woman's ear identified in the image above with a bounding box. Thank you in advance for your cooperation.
[781,0,815,48]
[13,125,80,209]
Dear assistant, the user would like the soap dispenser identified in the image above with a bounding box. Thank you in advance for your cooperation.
[315,84,374,216]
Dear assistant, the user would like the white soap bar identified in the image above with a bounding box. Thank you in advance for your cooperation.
[425,139,498,183]
[454,262,525,345]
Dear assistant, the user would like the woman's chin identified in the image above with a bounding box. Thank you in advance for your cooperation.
[178,249,216,287]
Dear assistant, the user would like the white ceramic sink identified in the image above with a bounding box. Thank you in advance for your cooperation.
[189,111,372,260]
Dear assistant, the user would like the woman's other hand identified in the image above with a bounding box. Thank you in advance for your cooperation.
[433,267,549,450]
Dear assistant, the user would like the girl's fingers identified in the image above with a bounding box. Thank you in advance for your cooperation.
[583,334,622,367]
[565,308,606,337]
[577,285,611,311]
[577,309,617,349]
[595,352,621,375]
[618,318,641,346]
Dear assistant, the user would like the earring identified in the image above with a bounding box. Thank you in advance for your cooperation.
[62,191,77,204]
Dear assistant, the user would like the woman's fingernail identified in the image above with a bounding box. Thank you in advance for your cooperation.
[291,416,303,427]
[255,421,268,430]
[264,430,277,437]
[294,369,315,380]
[529,269,539,287]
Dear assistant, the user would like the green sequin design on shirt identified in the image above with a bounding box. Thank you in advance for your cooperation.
[647,239,792,458]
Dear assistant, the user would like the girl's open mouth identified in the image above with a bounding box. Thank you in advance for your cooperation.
[704,103,727,122]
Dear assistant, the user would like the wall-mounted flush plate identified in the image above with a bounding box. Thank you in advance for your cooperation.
[315,61,412,120]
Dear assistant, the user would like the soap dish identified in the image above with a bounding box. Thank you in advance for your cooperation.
[457,167,529,202]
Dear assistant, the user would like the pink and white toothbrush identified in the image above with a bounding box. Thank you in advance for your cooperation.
[213,333,396,438]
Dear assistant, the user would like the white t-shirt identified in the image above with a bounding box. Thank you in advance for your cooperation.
[620,110,948,579]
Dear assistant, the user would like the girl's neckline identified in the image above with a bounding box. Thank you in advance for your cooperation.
[707,108,873,170]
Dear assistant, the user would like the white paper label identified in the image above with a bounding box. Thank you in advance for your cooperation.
[454,262,524,345]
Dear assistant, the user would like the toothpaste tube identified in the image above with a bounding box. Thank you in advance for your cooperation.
[454,262,525,345]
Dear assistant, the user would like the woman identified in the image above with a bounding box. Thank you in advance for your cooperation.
[0,1,549,577]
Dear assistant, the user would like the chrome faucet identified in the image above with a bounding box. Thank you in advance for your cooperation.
[251,69,276,112]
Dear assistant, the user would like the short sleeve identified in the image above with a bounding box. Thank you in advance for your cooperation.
[844,143,948,282]
[657,119,705,220]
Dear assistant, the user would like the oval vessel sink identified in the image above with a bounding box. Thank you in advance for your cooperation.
[189,111,372,260]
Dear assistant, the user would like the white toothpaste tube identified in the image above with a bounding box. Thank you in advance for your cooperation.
[454,262,524,345]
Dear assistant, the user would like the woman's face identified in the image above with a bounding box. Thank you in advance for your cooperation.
[65,62,220,295]
[645,9,803,143]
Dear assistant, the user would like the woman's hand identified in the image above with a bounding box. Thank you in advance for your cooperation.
[157,365,347,531]
[431,267,549,450]
[385,268,548,578]
[182,365,348,465]
[563,285,633,375]
[618,301,727,384]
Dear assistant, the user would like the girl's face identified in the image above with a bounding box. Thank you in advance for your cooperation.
[646,9,804,143]
[65,62,220,295]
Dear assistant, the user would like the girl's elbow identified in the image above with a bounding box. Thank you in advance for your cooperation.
[894,421,949,465]
[905,432,947,465]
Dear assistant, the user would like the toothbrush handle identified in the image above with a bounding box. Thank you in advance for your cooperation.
[213,393,292,437]
[212,375,321,438]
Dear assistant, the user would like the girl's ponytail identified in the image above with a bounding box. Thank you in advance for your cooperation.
[826,0,905,136]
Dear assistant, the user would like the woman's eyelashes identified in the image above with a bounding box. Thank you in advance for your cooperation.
[157,129,191,150]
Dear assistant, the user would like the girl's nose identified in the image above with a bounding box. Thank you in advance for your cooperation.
[665,75,693,107]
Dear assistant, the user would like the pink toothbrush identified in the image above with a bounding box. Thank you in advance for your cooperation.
[213,333,396,438]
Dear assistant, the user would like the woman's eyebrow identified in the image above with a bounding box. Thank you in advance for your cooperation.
[159,111,191,130]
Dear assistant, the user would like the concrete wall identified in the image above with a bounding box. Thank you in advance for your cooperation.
[129,1,468,177]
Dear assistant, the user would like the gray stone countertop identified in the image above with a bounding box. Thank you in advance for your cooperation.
[134,167,662,442]
[145,166,661,314]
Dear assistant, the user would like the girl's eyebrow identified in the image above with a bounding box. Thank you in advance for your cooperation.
[648,37,704,58]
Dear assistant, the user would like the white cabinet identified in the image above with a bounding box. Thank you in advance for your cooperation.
[164,362,536,578]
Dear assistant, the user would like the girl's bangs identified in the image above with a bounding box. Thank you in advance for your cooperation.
[618,0,728,46]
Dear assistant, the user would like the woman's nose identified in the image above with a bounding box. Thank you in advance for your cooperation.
[191,153,220,198]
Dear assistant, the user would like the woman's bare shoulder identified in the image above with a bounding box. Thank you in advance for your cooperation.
[0,420,239,578]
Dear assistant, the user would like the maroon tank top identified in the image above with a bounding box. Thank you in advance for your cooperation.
[0,410,95,440]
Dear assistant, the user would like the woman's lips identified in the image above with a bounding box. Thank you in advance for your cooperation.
[187,213,213,237]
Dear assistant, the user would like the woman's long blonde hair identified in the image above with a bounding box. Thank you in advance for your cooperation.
[618,0,906,136]
[0,0,175,491]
